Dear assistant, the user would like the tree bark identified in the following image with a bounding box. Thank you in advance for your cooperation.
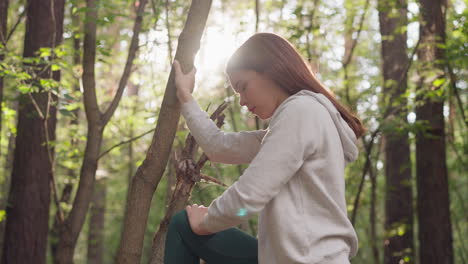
[415,0,453,263]
[369,152,380,264]
[0,0,8,154]
[115,1,212,263]
[52,0,149,262]
[127,82,140,184]
[165,150,177,205]
[2,0,65,263]
[87,177,107,264]
[0,94,18,260]
[0,0,9,259]
[50,1,82,255]
[149,102,228,264]
[377,0,414,263]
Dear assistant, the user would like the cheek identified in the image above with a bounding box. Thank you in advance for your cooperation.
[250,84,269,104]
[253,96,275,118]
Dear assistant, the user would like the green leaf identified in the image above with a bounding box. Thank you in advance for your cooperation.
[432,78,446,87]
[18,84,32,94]
[54,46,67,57]
[39,47,52,57]
[0,210,6,222]
[51,64,61,71]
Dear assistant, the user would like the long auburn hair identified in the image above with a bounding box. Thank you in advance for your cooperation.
[225,32,367,140]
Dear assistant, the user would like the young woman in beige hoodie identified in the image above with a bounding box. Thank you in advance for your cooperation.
[164,32,366,264]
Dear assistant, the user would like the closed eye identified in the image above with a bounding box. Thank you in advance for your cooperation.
[233,80,248,94]
[241,82,248,92]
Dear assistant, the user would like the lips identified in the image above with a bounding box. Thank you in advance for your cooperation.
[249,107,256,112]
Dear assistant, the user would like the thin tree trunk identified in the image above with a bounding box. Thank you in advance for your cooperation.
[115,1,212,263]
[0,0,8,155]
[0,107,16,259]
[0,0,9,259]
[377,0,414,263]
[2,0,65,263]
[117,81,140,247]
[303,0,319,64]
[127,82,140,184]
[254,0,262,130]
[342,0,370,111]
[369,154,380,264]
[149,102,228,264]
[165,150,177,204]
[164,0,176,206]
[87,177,107,264]
[415,0,453,263]
[50,2,82,256]
[52,0,149,262]
[165,0,173,64]
[254,0,259,32]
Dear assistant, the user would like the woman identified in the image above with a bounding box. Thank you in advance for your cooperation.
[164,32,366,264]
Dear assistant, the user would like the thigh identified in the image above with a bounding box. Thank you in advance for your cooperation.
[170,209,258,264]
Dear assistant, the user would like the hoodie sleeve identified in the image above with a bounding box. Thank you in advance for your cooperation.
[180,98,267,165]
[202,99,318,233]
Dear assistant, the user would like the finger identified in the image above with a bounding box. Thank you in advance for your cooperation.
[190,66,197,75]
[173,60,181,74]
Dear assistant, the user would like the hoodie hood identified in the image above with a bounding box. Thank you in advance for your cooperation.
[275,89,359,164]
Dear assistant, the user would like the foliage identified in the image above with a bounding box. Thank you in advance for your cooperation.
[0,0,466,263]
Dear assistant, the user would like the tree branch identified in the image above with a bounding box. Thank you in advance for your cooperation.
[98,128,155,160]
[351,128,379,226]
[5,2,27,43]
[342,0,370,67]
[102,0,151,124]
[446,61,467,128]
[82,0,102,121]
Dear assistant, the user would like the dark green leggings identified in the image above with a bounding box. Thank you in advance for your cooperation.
[164,209,258,264]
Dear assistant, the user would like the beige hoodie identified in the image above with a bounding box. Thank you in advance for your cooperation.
[180,89,359,264]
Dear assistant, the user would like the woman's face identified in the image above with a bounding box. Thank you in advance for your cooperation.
[228,70,290,120]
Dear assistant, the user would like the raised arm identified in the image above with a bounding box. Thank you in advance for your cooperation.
[180,98,267,164]
[200,98,317,233]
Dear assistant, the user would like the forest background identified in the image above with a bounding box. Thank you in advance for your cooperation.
[0,0,466,263]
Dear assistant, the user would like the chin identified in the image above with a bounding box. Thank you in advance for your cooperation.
[256,113,270,120]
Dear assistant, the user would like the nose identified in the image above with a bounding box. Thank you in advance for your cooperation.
[239,94,247,107]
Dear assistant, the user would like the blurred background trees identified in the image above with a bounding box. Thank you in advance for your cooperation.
[0,0,466,263]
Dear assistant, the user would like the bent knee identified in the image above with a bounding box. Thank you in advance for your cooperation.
[168,209,188,230]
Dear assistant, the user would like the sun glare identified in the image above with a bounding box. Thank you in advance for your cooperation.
[194,27,242,95]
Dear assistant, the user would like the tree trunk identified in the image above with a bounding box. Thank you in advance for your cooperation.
[254,0,260,32]
[0,0,9,259]
[0,0,7,154]
[2,0,65,263]
[115,1,212,263]
[165,150,177,204]
[377,0,414,263]
[369,157,380,264]
[149,102,228,264]
[87,177,107,264]
[415,0,453,263]
[52,0,148,262]
[342,0,370,112]
[165,0,174,64]
[50,1,82,256]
